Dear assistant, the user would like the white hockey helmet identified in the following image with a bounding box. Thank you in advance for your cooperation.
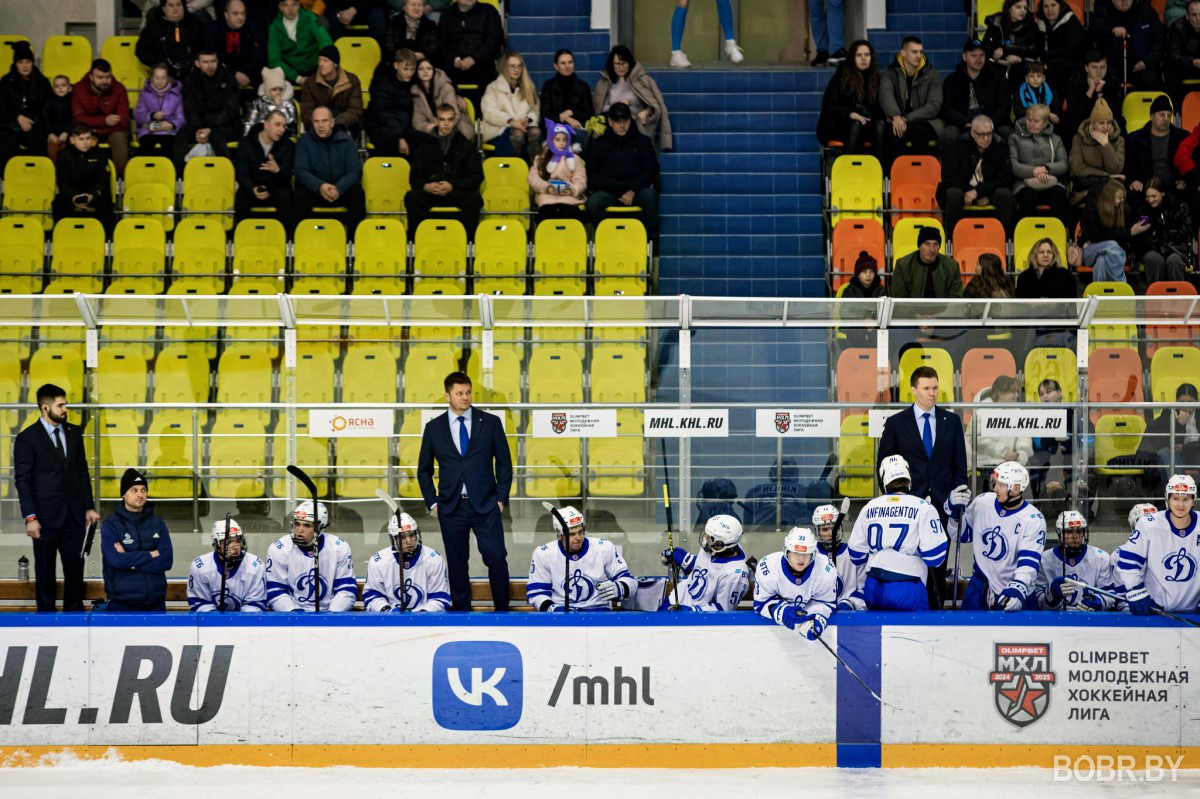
[878,454,911,487]
[388,512,421,552]
[992,461,1030,493]
[1055,510,1088,536]
[784,526,819,556]
[1127,503,1158,529]
[551,505,586,537]
[701,514,743,553]
[211,517,246,563]
[812,503,839,529]
[1166,474,1197,500]
[292,499,328,532]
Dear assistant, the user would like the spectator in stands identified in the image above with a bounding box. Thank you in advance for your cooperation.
[384,0,439,64]
[411,57,473,139]
[1168,0,1193,25]
[365,48,416,156]
[967,375,1033,478]
[1012,62,1061,127]
[939,38,1011,152]
[1173,117,1200,206]
[44,75,74,162]
[593,46,672,152]
[1166,0,1200,105]
[1145,383,1200,472]
[1079,179,1139,282]
[964,252,1015,298]
[1126,95,1187,206]
[529,122,587,223]
[268,0,333,82]
[52,123,113,230]
[1038,0,1086,95]
[879,36,943,162]
[243,65,298,135]
[841,251,885,299]
[817,40,885,155]
[1068,97,1125,206]
[295,105,365,230]
[176,50,241,165]
[208,0,266,89]
[1135,177,1194,282]
[809,0,846,67]
[72,59,130,176]
[938,114,1014,233]
[138,0,209,79]
[405,102,483,231]
[299,45,364,136]
[890,226,963,298]
[235,109,295,225]
[101,469,173,614]
[325,0,387,41]
[585,102,659,242]
[143,0,216,19]
[669,0,743,68]
[1016,237,1077,297]
[1009,103,1069,221]
[481,51,540,160]
[1088,0,1164,91]
[437,0,503,108]
[1030,378,1072,498]
[0,42,51,166]
[133,64,185,156]
[541,49,594,152]
[983,0,1043,89]
[1062,50,1125,139]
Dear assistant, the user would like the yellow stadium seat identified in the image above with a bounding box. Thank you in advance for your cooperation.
[233,218,286,289]
[153,343,209,405]
[413,219,468,283]
[163,282,220,358]
[100,36,147,104]
[3,156,55,230]
[475,276,527,296]
[0,218,44,294]
[172,217,227,284]
[592,345,646,403]
[976,0,1003,31]
[530,294,584,353]
[1084,280,1137,351]
[466,346,522,405]
[353,219,407,279]
[588,410,644,497]
[395,412,426,498]
[524,438,581,498]
[1150,346,1200,419]
[891,217,945,267]
[49,217,105,293]
[0,276,36,359]
[335,37,381,93]
[95,344,148,424]
[838,414,874,497]
[217,348,273,425]
[0,36,30,74]
[1094,415,1147,475]
[343,345,398,404]
[482,156,532,230]
[528,347,582,403]
[403,345,456,403]
[269,419,330,497]
[111,218,166,290]
[42,36,91,81]
[1013,217,1068,271]
[84,414,139,498]
[473,220,527,278]
[348,278,404,355]
[593,276,647,299]
[146,415,194,498]
[1123,92,1169,134]
[590,286,646,343]
[533,218,587,279]
[182,156,235,231]
[593,219,648,278]
[288,279,342,355]
[364,157,409,219]
[336,435,391,497]
[829,154,883,224]
[294,218,347,289]
[897,348,954,404]
[29,346,84,402]
[37,279,91,355]
[0,347,21,430]
[294,347,335,409]
[123,157,176,231]
[408,281,467,350]
[1024,347,1078,403]
[208,413,267,498]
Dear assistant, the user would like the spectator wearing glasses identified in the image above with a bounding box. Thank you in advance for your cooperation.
[938,114,1014,234]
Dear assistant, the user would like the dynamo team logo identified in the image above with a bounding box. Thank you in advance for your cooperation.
[980,526,1009,561]
[687,568,708,600]
[774,412,790,433]
[566,568,595,603]
[296,570,328,603]
[989,643,1056,728]
[393,579,425,608]
[1164,547,1197,583]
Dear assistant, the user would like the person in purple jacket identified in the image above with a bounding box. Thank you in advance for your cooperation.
[132,63,185,156]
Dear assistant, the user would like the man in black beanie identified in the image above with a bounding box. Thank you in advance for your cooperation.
[299,43,364,136]
[101,468,173,612]
[890,225,964,298]
[1125,93,1187,207]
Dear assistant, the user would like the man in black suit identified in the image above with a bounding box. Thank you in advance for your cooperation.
[877,365,968,608]
[417,371,513,611]
[14,383,101,612]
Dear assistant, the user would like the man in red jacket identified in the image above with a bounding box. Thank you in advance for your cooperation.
[70,59,130,176]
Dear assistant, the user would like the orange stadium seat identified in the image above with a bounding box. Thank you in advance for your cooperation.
[889,156,940,220]
[1088,347,1144,423]
[952,218,1006,276]
[830,219,884,291]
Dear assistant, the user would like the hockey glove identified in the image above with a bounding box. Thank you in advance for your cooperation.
[1078,590,1104,611]
[389,605,407,613]
[774,603,803,630]
[660,547,696,575]
[996,581,1026,612]
[1047,576,1066,607]
[797,614,826,640]
[1126,587,1155,616]
[596,580,620,602]
[944,485,971,516]
[837,598,858,612]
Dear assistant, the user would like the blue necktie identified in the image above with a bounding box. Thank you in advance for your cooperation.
[922,412,933,458]
[457,415,469,457]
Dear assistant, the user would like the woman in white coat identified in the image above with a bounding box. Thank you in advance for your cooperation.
[967,375,1034,482]
[481,52,541,161]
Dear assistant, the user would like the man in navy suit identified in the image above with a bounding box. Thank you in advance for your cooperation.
[14,384,101,612]
[877,365,968,608]
[417,371,513,611]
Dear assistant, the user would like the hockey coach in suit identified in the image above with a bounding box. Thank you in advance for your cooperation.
[877,365,968,608]
[417,370,513,611]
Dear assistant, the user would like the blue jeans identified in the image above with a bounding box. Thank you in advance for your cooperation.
[1082,240,1127,283]
[809,0,845,52]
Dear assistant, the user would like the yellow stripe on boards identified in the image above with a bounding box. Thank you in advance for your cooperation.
[882,745,1200,769]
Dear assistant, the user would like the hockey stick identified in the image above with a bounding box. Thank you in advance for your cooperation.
[541,501,572,612]
[287,464,322,613]
[829,496,851,567]
[375,488,407,611]
[217,512,232,613]
[813,633,892,707]
[80,520,98,559]
[948,496,965,610]
[664,483,682,611]
[1063,578,1200,628]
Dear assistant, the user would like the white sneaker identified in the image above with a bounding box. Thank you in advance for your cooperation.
[670,50,691,68]
[725,39,744,63]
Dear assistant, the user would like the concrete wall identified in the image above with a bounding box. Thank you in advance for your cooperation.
[0,0,111,56]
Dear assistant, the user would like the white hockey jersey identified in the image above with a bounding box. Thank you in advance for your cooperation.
[362,545,451,612]
[527,537,636,611]
[824,542,867,610]
[672,547,751,611]
[187,551,268,613]
[752,551,838,625]
[265,533,357,612]
[1115,510,1200,612]
[955,493,1047,596]
[846,492,948,583]
[1030,545,1118,610]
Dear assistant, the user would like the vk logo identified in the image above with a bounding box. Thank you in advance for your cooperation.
[432,641,523,731]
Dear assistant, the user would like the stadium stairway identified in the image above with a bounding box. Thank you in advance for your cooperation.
[868,0,966,78]
[507,0,610,88]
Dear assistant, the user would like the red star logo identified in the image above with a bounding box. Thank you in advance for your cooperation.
[1000,677,1046,718]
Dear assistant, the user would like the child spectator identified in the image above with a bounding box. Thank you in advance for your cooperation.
[529,123,587,223]
[841,251,885,299]
[53,123,113,231]
[44,75,73,161]
[133,63,185,156]
[1013,61,1058,125]
[243,66,298,137]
